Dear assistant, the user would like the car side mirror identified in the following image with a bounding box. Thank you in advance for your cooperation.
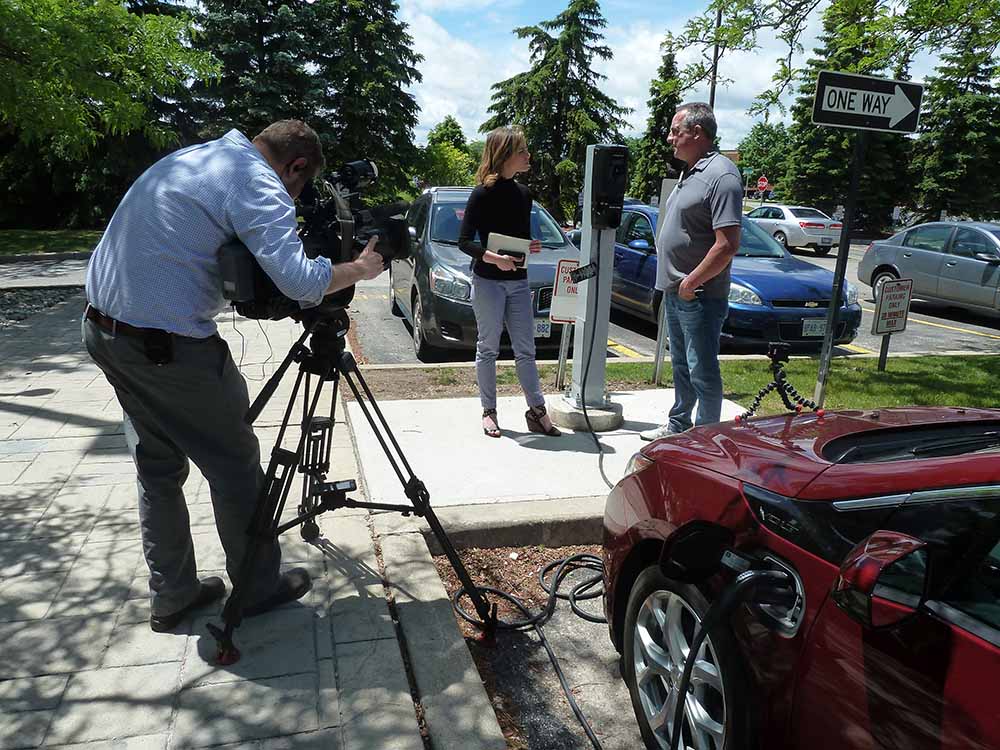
[627,239,652,252]
[832,530,928,629]
[974,252,1000,264]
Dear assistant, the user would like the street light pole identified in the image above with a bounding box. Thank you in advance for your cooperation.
[709,5,722,109]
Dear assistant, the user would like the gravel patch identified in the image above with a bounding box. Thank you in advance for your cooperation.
[0,286,83,327]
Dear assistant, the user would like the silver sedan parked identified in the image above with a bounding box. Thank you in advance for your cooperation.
[857,221,1000,315]
[745,204,842,255]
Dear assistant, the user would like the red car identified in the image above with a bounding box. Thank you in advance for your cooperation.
[603,407,1000,750]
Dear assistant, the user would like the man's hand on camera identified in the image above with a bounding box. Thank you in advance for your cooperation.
[325,236,384,294]
[354,238,384,281]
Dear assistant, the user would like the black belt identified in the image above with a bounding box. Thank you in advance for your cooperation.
[84,305,174,364]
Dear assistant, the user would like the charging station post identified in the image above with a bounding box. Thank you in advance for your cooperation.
[550,144,628,432]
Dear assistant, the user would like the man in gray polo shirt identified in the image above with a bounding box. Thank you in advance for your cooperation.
[641,103,743,441]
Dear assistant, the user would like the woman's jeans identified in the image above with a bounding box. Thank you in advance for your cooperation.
[664,292,730,432]
[471,276,545,411]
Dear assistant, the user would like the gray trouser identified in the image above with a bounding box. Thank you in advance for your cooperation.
[83,317,281,617]
[471,276,544,411]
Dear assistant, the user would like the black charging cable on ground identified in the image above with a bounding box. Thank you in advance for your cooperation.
[667,568,796,750]
[452,553,608,749]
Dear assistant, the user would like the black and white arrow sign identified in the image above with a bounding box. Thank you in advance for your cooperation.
[812,71,924,134]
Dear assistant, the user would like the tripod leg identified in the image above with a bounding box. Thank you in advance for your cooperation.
[336,353,497,632]
[208,362,332,664]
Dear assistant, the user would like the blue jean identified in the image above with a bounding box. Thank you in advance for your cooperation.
[664,292,729,431]
[471,275,544,411]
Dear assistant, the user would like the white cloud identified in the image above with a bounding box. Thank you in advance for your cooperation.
[401,1,529,143]
[403,1,940,151]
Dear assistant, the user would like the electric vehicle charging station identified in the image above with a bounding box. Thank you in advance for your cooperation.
[550,144,629,432]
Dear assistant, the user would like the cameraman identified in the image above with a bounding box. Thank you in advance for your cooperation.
[83,120,383,633]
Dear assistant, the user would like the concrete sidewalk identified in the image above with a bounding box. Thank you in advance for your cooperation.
[0,291,502,750]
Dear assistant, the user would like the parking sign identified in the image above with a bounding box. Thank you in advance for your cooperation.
[872,279,912,335]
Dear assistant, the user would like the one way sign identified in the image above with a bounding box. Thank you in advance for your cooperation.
[812,71,924,134]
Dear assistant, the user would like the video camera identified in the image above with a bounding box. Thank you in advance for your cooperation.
[219,159,411,321]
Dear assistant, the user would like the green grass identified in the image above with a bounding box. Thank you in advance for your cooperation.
[592,356,1000,415]
[0,229,103,257]
[433,367,459,386]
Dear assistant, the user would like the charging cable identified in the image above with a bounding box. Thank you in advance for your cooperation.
[452,552,608,749]
[667,567,796,750]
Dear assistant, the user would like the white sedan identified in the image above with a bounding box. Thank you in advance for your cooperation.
[746,204,842,255]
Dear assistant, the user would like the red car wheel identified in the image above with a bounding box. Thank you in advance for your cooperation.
[622,565,750,750]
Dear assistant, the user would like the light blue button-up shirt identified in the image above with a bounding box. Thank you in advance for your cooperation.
[86,130,333,337]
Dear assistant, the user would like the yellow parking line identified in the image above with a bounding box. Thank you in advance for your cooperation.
[860,306,1000,341]
[608,339,642,358]
[841,343,873,354]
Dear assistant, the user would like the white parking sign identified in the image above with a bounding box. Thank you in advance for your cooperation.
[872,278,912,335]
[549,259,580,324]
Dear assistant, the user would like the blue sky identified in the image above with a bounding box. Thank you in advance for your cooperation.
[399,0,939,149]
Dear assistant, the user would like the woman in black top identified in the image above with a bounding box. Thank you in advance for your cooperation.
[458,127,560,438]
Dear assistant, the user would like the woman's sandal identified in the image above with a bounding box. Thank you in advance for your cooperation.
[482,408,501,438]
[525,404,561,437]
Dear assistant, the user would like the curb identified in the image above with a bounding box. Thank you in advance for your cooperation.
[374,496,607,554]
[0,251,92,264]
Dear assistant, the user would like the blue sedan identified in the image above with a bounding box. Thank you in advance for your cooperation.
[572,206,862,348]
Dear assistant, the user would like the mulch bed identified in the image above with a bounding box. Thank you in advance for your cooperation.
[433,544,602,750]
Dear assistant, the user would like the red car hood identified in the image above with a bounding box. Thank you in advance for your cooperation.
[645,407,1000,500]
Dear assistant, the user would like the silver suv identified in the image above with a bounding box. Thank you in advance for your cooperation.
[857,221,1000,315]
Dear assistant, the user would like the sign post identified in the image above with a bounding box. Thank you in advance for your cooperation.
[871,278,912,371]
[811,70,924,407]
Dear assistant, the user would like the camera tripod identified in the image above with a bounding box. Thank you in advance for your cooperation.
[207,307,497,664]
[735,342,824,422]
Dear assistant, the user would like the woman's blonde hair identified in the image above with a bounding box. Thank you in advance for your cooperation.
[476,127,528,188]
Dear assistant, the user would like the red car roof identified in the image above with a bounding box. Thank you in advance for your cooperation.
[647,407,1000,500]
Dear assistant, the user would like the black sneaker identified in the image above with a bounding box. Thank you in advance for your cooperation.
[149,577,226,633]
[243,568,312,618]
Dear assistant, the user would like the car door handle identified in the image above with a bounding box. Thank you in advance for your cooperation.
[946,261,957,266]
[902,252,912,257]
[614,252,624,261]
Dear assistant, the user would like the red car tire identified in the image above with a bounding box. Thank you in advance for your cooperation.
[622,565,751,750]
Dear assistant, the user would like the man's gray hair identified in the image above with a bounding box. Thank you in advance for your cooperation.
[676,102,717,142]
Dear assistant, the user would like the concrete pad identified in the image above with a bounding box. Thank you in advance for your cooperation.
[329,584,395,645]
[0,570,69,621]
[378,533,507,749]
[260,729,342,750]
[0,674,69,712]
[181,607,318,687]
[171,673,319,748]
[46,663,181,745]
[336,639,423,750]
[44,735,168,750]
[348,390,742,507]
[0,535,86,578]
[0,709,52,750]
[0,616,115,678]
[101,622,188,668]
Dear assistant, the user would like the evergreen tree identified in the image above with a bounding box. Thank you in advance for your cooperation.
[427,116,467,150]
[911,26,1000,220]
[629,42,682,203]
[782,0,912,233]
[736,122,790,188]
[194,0,422,198]
[481,0,630,221]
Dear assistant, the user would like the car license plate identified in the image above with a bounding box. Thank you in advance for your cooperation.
[802,318,826,336]
[534,319,551,338]
[819,236,834,245]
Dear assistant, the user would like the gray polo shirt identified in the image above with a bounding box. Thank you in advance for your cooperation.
[654,151,743,297]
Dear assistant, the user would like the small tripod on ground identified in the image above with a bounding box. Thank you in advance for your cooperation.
[735,342,824,422]
[207,307,496,664]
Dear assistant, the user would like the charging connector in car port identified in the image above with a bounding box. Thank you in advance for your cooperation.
[720,549,804,638]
